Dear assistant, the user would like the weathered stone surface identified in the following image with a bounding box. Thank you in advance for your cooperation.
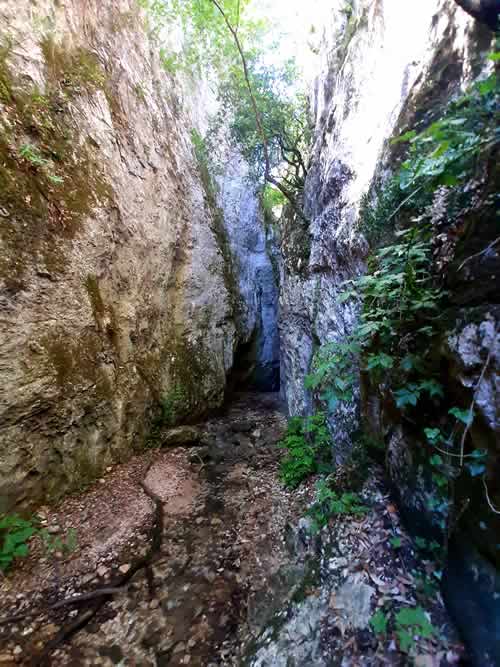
[161,426,201,447]
[330,579,375,631]
[0,0,278,509]
[219,156,280,391]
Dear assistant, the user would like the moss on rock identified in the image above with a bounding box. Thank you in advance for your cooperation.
[0,39,113,289]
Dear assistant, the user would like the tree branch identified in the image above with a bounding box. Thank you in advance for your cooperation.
[208,0,308,222]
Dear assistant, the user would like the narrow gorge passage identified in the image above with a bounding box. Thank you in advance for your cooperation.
[0,394,304,665]
[0,394,464,666]
[0,0,498,665]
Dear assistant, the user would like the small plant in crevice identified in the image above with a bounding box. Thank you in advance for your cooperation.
[159,384,188,427]
[145,384,189,449]
[307,476,368,533]
[278,413,331,488]
[369,606,437,654]
[394,606,436,653]
[19,143,49,168]
[39,527,78,557]
[18,143,64,186]
[0,514,37,572]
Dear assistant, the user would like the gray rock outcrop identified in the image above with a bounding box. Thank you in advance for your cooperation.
[0,0,278,508]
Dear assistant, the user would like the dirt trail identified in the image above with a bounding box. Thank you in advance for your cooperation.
[0,393,465,666]
[0,393,310,666]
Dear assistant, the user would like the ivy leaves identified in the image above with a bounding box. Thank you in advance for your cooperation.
[305,64,498,521]
[393,380,444,408]
[369,606,436,653]
[0,514,37,571]
[305,340,360,411]
[395,607,435,652]
[393,72,498,194]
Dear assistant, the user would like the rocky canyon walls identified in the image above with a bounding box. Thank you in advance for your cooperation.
[278,1,498,663]
[0,0,278,510]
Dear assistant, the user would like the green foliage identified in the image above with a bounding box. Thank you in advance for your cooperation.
[40,527,78,556]
[395,606,435,652]
[305,339,360,411]
[212,62,310,190]
[133,83,146,102]
[19,143,49,167]
[261,183,286,217]
[393,72,498,192]
[370,609,388,635]
[19,143,64,185]
[390,536,402,549]
[278,413,331,488]
[307,477,368,532]
[306,68,499,524]
[160,384,188,428]
[190,128,217,194]
[0,514,37,572]
[141,0,309,206]
[370,605,436,653]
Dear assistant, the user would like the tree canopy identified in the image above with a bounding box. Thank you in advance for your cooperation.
[139,0,310,217]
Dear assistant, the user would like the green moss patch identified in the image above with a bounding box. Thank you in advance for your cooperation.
[0,39,113,289]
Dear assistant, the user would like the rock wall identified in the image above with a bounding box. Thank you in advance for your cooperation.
[219,157,280,391]
[0,0,277,509]
[280,0,491,436]
[278,0,498,663]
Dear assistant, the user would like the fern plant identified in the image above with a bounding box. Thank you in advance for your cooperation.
[307,477,368,532]
[278,413,331,488]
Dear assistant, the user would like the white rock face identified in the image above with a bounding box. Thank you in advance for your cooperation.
[219,156,280,390]
[279,0,483,446]
[0,0,277,508]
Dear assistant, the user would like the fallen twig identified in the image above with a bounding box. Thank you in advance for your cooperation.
[458,236,500,272]
[0,586,127,626]
[50,586,127,609]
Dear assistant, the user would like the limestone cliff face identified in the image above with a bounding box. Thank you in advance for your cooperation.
[280,0,492,441]
[0,0,277,509]
[279,1,498,663]
[219,157,280,391]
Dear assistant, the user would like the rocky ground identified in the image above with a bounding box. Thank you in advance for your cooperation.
[0,393,465,666]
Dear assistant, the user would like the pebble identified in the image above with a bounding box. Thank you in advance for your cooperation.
[13,648,22,657]
[173,643,186,654]
[0,655,14,664]
[119,564,131,575]
[47,525,60,534]
[97,566,108,577]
